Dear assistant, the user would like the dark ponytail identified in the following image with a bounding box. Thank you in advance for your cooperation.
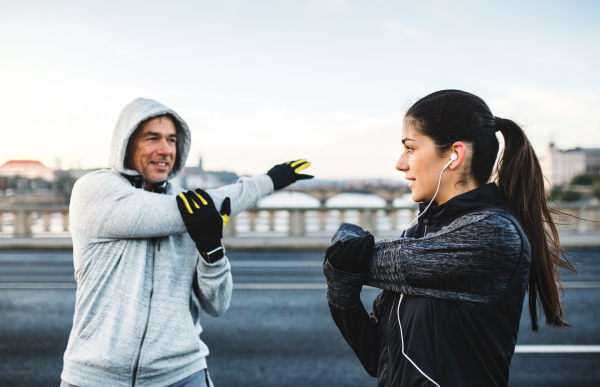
[406,90,576,331]
[495,118,575,330]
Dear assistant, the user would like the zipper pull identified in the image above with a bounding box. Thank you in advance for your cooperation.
[157,239,161,251]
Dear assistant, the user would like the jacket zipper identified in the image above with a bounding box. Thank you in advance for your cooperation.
[132,239,157,386]
[386,293,397,387]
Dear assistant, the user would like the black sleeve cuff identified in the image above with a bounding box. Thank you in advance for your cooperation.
[323,261,365,310]
[332,222,367,244]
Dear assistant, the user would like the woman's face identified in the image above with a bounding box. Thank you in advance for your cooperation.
[395,123,451,203]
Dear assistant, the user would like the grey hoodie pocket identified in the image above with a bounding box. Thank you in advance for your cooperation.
[135,301,202,376]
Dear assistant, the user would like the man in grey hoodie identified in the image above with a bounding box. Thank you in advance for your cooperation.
[60,98,312,387]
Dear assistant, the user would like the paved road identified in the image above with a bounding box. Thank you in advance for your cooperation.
[0,250,599,386]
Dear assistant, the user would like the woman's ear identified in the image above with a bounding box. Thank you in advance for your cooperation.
[448,141,468,170]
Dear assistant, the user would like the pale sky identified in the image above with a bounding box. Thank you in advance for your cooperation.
[1,0,599,179]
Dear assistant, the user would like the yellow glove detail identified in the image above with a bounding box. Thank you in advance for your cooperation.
[222,214,230,229]
[179,193,193,214]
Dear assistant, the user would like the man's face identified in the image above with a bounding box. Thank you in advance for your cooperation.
[126,116,177,188]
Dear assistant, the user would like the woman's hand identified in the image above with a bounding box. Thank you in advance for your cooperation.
[324,234,375,274]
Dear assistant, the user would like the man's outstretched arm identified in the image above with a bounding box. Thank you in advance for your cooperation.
[205,158,313,218]
[71,160,312,240]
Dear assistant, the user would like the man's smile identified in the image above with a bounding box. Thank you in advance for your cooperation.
[150,161,170,171]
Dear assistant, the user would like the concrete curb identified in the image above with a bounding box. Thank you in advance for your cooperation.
[1,234,599,251]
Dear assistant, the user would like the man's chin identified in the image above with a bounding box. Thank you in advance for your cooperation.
[143,172,170,184]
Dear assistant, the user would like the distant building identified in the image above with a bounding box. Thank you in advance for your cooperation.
[0,160,54,181]
[539,144,600,189]
[171,158,239,190]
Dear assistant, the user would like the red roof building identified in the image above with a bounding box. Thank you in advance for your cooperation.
[0,160,55,181]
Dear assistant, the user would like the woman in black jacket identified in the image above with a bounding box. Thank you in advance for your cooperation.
[323,90,575,387]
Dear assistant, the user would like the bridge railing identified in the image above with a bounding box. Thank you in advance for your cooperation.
[1,204,599,238]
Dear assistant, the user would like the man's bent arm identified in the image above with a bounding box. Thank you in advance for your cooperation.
[193,255,233,317]
[70,171,187,240]
[70,171,274,240]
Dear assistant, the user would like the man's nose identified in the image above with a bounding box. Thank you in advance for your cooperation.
[156,139,172,155]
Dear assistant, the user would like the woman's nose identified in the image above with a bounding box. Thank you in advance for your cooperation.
[395,155,408,172]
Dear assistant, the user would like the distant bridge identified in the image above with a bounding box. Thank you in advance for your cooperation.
[284,185,408,206]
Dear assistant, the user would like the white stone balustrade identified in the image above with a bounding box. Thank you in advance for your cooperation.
[1,204,599,238]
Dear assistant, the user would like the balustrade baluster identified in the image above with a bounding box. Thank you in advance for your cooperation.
[359,209,376,234]
[42,212,51,232]
[388,208,397,232]
[289,210,305,236]
[14,210,32,237]
[62,212,70,232]
[319,210,327,232]
[268,210,276,232]
[248,211,257,233]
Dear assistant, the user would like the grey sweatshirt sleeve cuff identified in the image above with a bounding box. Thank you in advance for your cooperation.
[323,261,365,310]
[197,254,231,276]
[253,173,275,196]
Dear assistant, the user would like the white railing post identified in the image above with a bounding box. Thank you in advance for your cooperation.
[62,212,70,232]
[268,210,276,232]
[42,212,51,232]
[289,209,305,236]
[360,209,376,234]
[248,210,257,233]
[14,210,32,237]
[319,209,327,232]
[387,208,397,232]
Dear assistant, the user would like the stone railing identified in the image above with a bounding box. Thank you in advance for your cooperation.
[1,204,599,238]
[0,205,71,237]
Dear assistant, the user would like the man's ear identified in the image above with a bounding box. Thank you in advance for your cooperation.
[448,141,468,170]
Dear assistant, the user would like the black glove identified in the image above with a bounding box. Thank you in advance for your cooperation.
[267,159,314,190]
[324,234,375,274]
[176,189,231,263]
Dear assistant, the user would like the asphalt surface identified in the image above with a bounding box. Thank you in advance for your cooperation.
[0,249,599,387]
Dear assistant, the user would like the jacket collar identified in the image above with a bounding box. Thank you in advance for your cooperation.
[122,174,168,194]
[416,183,504,233]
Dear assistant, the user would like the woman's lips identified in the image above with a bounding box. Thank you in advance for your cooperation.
[407,179,415,189]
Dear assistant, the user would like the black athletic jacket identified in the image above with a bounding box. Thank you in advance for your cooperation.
[324,183,532,387]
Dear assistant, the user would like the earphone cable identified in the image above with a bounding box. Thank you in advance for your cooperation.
[405,157,453,230]
[397,294,441,386]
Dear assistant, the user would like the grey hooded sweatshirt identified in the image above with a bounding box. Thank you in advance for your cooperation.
[61,98,274,387]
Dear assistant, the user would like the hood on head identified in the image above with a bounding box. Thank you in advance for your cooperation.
[108,98,191,181]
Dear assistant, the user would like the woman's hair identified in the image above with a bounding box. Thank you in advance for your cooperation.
[405,89,576,331]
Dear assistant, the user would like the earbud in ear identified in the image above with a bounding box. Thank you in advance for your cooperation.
[450,153,458,161]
